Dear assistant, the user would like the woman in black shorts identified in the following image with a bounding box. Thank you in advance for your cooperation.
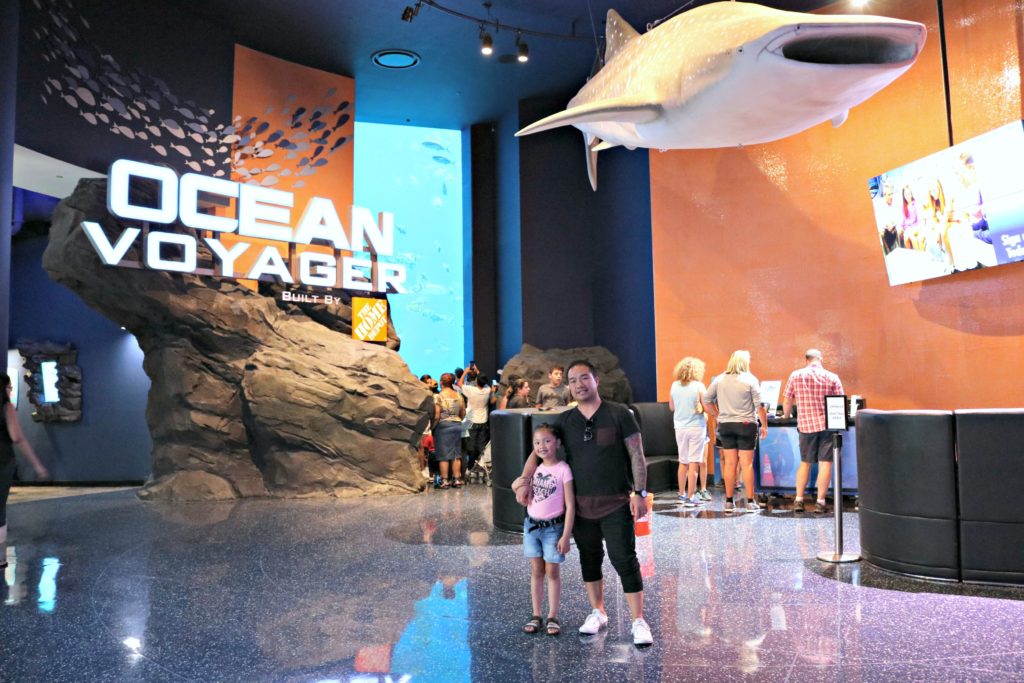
[1,374,49,568]
[704,351,767,513]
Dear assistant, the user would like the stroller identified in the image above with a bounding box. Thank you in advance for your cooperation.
[465,441,492,486]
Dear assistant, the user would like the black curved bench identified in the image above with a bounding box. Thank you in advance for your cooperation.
[955,409,1024,584]
[856,409,959,580]
[629,402,680,494]
[857,408,1024,585]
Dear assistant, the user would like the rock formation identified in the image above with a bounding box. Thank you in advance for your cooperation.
[499,343,633,405]
[44,178,432,500]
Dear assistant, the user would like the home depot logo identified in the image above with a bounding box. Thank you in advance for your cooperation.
[352,298,388,342]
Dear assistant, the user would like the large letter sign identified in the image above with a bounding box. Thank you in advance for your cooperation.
[86,159,407,294]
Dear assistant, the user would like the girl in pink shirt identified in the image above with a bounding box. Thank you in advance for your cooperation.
[520,424,575,635]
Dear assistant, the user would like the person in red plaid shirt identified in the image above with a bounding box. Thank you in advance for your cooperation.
[782,349,844,514]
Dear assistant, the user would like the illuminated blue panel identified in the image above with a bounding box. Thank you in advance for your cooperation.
[354,123,464,378]
[40,361,59,403]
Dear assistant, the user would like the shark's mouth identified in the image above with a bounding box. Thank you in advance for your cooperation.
[783,35,916,65]
[768,25,924,66]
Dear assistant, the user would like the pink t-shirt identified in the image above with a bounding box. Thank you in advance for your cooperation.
[527,460,573,521]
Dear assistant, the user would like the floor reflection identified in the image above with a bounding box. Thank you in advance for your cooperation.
[2,487,1024,682]
[37,556,61,612]
[384,511,519,547]
[808,558,1024,601]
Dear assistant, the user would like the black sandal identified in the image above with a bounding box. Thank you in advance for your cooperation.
[545,617,560,636]
[523,616,543,634]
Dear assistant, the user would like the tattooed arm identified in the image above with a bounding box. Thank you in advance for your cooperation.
[625,432,648,518]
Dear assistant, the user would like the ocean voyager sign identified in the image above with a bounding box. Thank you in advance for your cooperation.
[81,159,407,294]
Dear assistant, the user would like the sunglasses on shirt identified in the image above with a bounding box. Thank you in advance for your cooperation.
[584,418,594,442]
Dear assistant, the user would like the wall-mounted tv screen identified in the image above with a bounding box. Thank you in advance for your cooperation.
[868,120,1024,286]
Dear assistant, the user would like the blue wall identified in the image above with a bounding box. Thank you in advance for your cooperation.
[495,107,523,365]
[1,0,18,357]
[588,144,657,402]
[9,235,152,482]
[499,97,658,401]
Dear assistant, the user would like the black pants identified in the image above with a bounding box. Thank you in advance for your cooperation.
[572,504,643,593]
[465,423,489,468]
[0,457,15,527]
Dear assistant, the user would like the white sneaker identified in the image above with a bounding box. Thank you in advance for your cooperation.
[578,609,609,635]
[746,500,761,512]
[631,617,653,645]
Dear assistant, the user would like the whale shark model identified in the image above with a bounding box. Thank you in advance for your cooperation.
[516,2,926,190]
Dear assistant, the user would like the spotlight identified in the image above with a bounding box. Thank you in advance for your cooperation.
[480,27,493,56]
[516,32,529,63]
[401,3,420,22]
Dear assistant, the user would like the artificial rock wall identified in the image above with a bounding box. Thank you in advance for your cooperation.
[44,178,431,500]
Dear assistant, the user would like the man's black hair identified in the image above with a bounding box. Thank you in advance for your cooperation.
[566,359,598,376]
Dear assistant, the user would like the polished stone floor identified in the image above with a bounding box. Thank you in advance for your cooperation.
[2,485,1023,682]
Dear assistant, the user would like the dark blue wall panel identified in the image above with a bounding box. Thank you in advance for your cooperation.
[518,98,595,351]
[588,145,657,402]
[1,0,19,359]
[10,235,152,482]
[495,107,523,366]
[513,97,657,401]
[16,0,234,175]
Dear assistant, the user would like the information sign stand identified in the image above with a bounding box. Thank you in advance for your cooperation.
[817,395,861,564]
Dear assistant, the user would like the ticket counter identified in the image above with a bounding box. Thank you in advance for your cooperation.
[756,418,858,494]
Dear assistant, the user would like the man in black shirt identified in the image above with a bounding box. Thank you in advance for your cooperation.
[514,359,653,646]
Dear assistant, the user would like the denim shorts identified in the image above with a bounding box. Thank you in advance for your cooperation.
[523,517,566,564]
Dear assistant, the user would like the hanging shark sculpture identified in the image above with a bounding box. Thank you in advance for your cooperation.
[516,2,927,190]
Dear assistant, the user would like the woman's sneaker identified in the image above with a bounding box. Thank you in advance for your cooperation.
[631,617,653,646]
[698,489,712,502]
[746,500,761,513]
[578,609,609,635]
[683,497,698,508]
[724,500,736,513]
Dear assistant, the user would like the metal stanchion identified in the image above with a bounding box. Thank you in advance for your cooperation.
[817,432,861,564]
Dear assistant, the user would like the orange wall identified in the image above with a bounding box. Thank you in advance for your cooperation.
[651,0,1024,409]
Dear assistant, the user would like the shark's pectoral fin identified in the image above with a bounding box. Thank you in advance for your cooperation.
[517,97,662,137]
[831,110,849,128]
[585,133,599,191]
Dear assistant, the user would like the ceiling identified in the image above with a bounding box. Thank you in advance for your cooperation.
[187,0,839,130]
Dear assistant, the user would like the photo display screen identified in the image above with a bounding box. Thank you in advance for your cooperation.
[868,120,1024,286]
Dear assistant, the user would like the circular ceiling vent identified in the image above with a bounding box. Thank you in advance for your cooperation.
[372,49,421,69]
